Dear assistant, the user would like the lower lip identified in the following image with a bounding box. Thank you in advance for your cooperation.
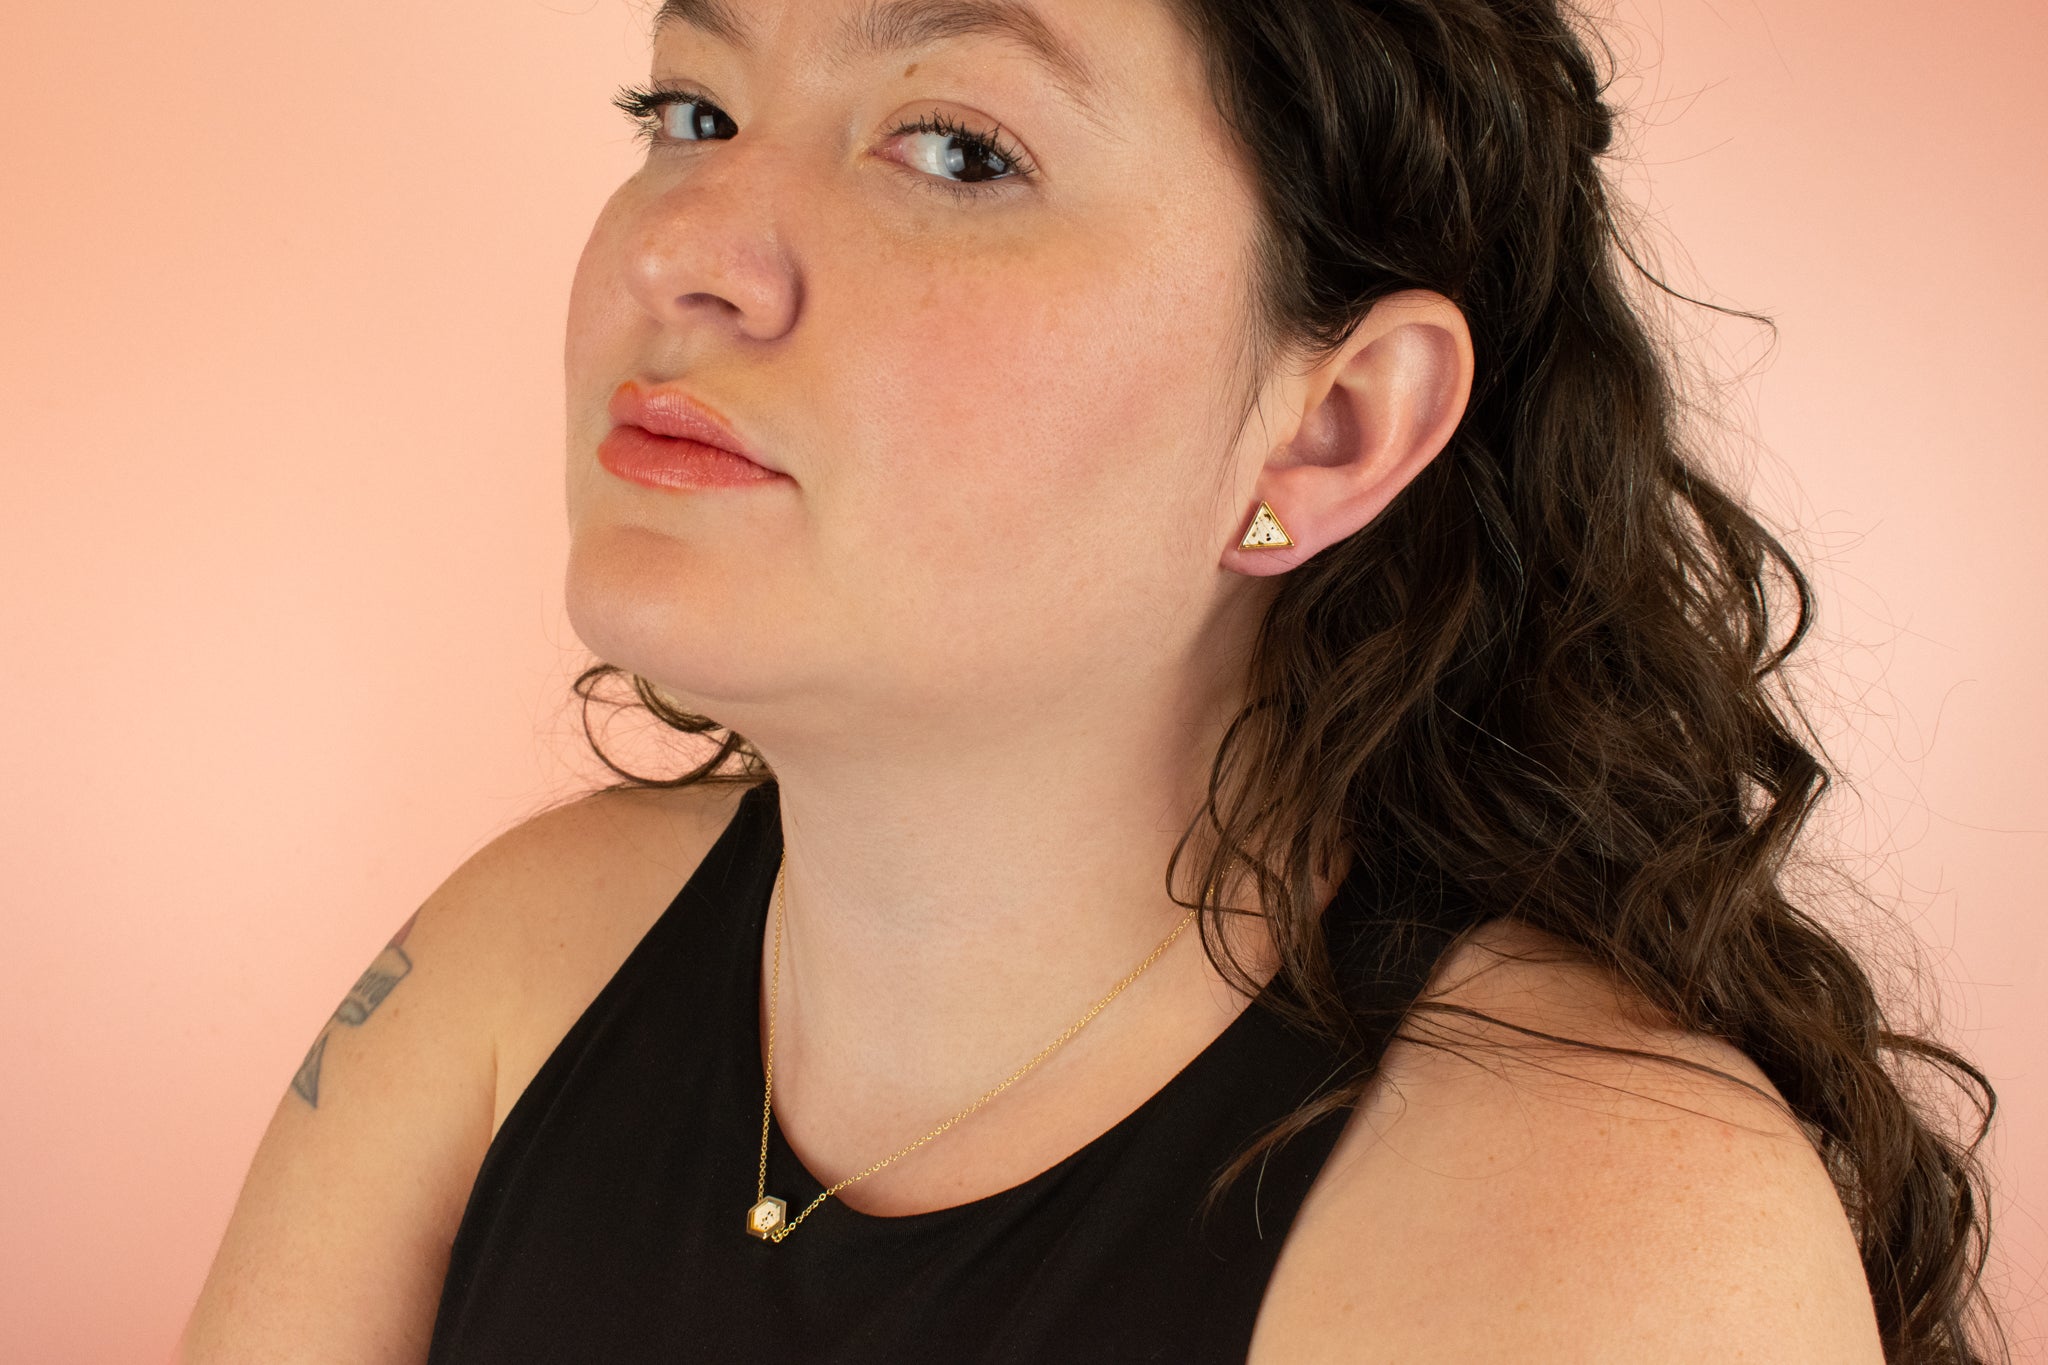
[597,425,786,490]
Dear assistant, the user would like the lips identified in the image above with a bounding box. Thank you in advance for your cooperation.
[599,381,788,490]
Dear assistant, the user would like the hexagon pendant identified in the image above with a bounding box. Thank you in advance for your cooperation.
[746,1195,788,1241]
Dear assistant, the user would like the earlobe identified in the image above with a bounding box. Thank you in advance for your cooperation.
[1221,291,1472,578]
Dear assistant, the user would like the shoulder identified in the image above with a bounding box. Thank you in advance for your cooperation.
[430,780,749,1008]
[1250,919,1884,1363]
[174,780,758,1358]
[451,779,752,901]
[443,780,759,1134]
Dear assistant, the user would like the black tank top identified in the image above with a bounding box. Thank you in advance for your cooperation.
[428,779,1480,1363]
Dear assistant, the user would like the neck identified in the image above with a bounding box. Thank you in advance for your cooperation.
[741,689,1315,1133]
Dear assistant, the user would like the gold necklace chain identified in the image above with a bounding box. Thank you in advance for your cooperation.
[746,853,1201,1243]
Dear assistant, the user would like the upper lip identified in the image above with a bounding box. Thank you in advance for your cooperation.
[608,382,781,474]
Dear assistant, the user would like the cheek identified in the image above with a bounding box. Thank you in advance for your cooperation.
[806,226,1244,686]
[563,197,639,400]
[829,233,1238,569]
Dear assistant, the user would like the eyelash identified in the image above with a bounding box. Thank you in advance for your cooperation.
[610,82,1040,201]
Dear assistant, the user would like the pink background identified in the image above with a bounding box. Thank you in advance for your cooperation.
[2,1,2041,1359]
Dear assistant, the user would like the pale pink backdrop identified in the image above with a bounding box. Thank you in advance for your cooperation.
[1,1,2041,1359]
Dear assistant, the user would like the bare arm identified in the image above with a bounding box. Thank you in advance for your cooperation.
[174,860,505,1362]
[173,784,742,1363]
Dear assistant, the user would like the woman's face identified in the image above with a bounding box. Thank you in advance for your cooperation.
[564,0,1280,738]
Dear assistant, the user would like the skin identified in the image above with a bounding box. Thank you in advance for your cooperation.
[563,0,1473,1219]
[176,3,1885,1356]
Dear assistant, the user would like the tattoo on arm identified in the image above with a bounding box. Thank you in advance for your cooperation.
[291,909,420,1109]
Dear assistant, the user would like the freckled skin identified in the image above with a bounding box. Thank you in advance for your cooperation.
[561,0,1283,734]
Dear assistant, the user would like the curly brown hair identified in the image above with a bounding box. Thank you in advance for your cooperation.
[571,2,2009,1360]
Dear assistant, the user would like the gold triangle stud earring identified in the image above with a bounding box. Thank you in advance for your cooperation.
[1238,500,1295,550]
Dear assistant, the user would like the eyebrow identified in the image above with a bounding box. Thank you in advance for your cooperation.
[651,0,1110,124]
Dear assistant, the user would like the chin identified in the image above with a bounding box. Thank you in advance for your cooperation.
[566,523,726,691]
[564,519,823,729]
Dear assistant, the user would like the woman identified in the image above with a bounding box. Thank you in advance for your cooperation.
[178,0,2008,1361]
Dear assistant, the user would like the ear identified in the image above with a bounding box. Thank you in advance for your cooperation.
[1221,289,1473,575]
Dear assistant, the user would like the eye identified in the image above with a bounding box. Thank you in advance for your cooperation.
[612,83,737,145]
[887,109,1039,197]
[610,84,1039,200]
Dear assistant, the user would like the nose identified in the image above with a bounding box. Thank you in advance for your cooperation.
[617,136,803,343]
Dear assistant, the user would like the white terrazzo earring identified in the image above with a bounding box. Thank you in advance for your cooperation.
[1238,500,1295,550]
